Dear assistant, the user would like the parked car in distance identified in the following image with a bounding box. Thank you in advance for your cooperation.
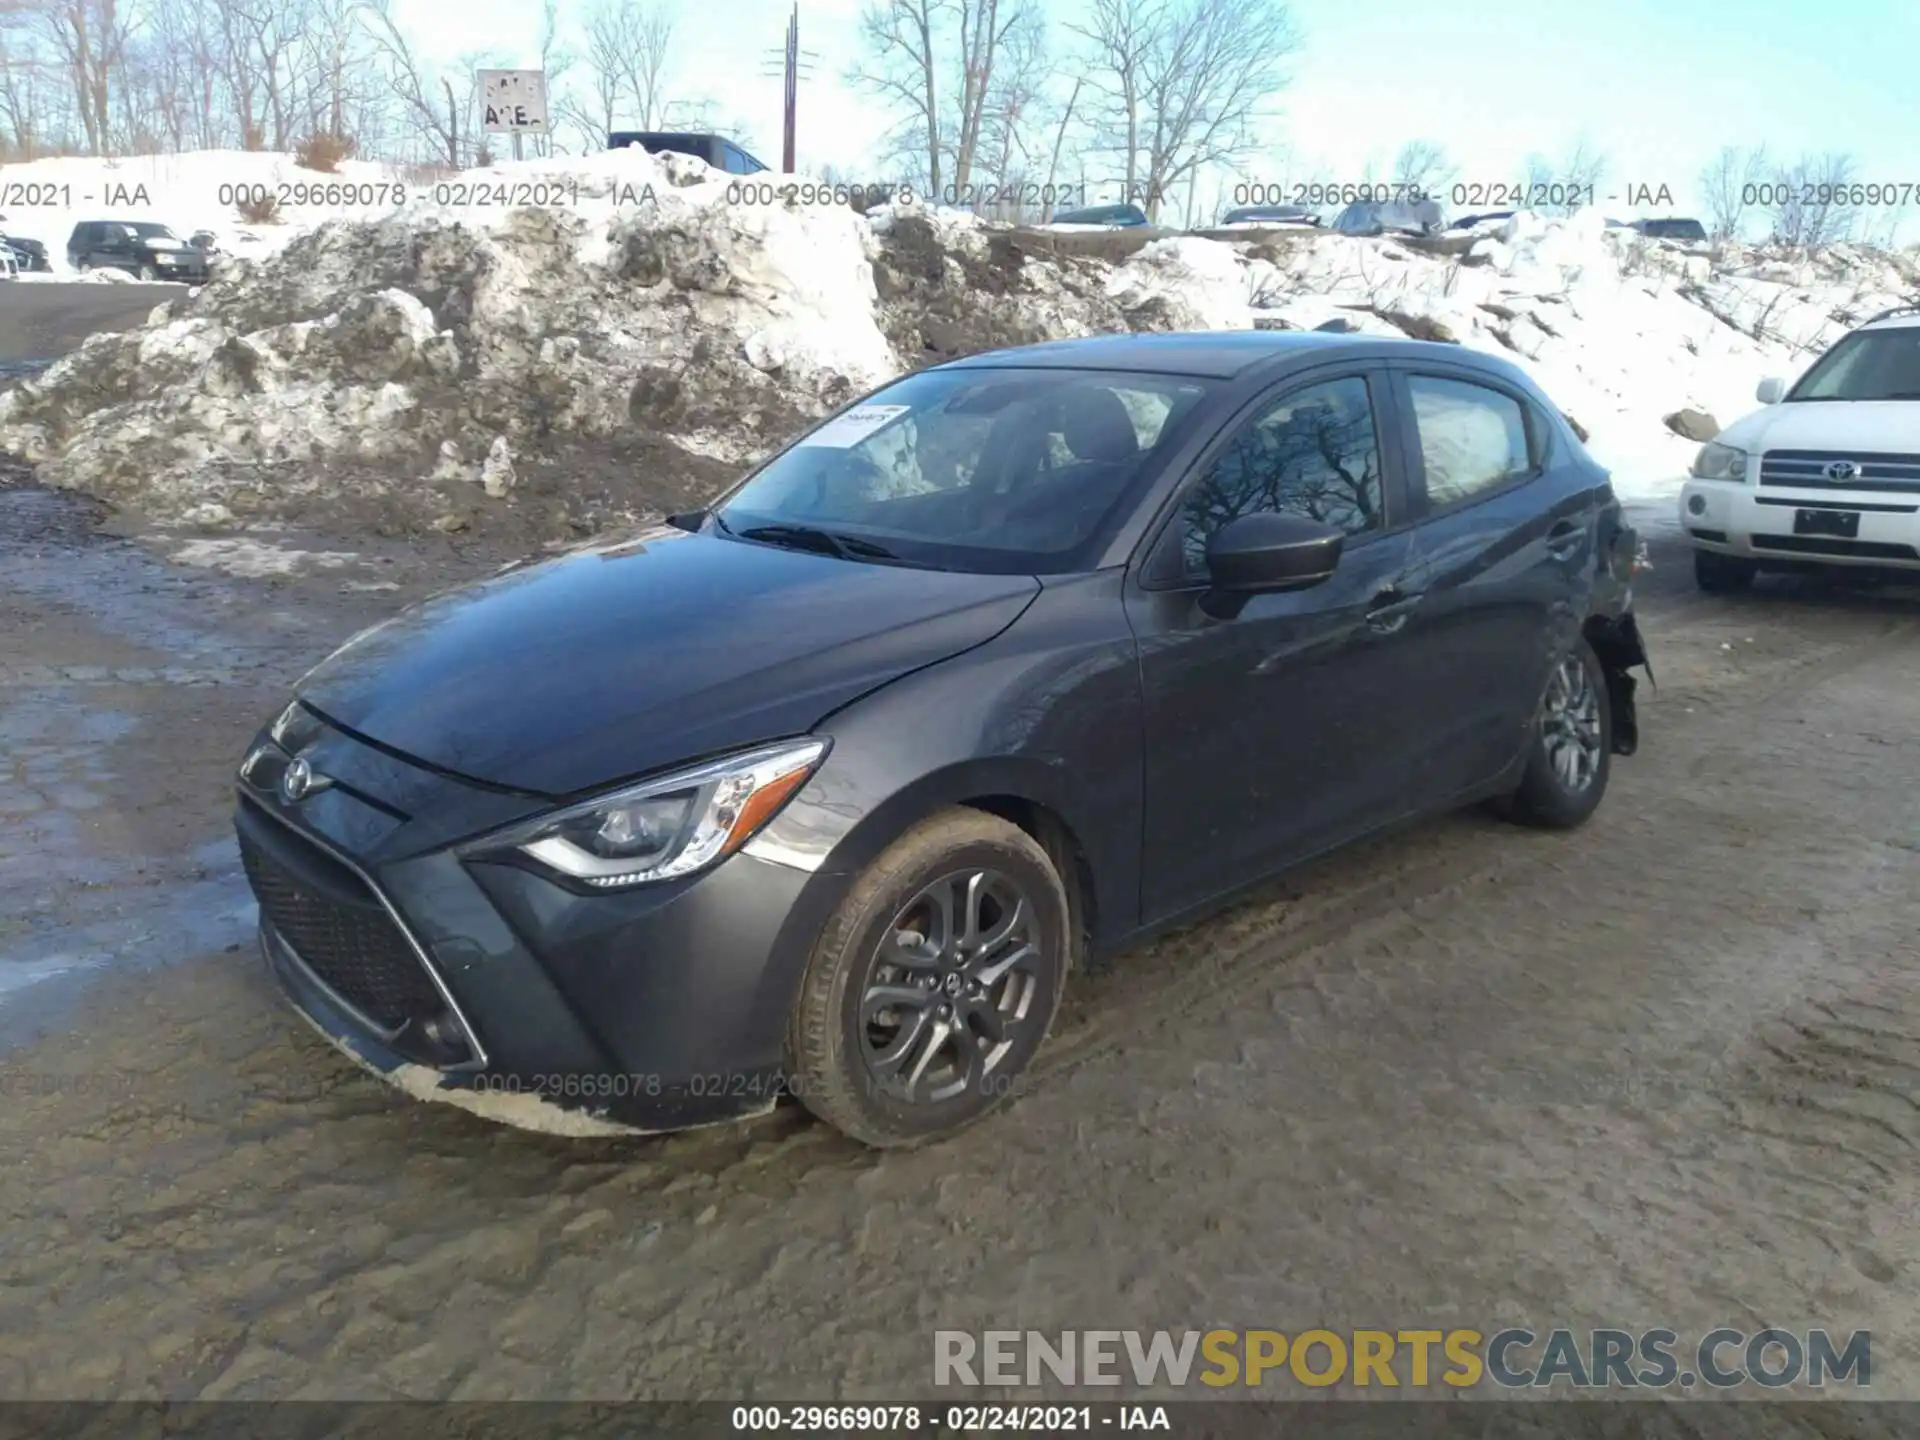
[1217,204,1320,228]
[1680,305,1920,589]
[1046,202,1152,228]
[1330,198,1447,237]
[237,330,1649,1149]
[1448,210,1515,232]
[66,220,209,281]
[607,131,769,174]
[0,227,50,271]
[1632,217,1708,242]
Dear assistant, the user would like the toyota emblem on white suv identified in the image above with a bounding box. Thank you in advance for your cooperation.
[1823,460,1861,481]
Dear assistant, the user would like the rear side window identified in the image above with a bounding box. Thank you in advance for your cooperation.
[1406,375,1535,509]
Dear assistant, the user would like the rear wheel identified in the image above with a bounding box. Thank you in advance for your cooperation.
[1694,548,1756,593]
[785,808,1070,1148]
[1500,639,1612,830]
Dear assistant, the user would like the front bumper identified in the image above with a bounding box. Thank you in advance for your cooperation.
[1679,479,1920,569]
[235,718,848,1135]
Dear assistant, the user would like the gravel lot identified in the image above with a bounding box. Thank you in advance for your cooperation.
[1,479,1917,1404]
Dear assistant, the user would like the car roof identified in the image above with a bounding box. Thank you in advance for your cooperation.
[1859,306,1920,331]
[939,330,1501,379]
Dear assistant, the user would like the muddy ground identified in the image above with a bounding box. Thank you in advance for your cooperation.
[0,471,1917,1406]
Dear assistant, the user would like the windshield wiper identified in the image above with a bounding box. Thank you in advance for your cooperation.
[735,523,905,563]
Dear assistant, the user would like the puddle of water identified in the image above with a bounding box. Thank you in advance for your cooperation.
[0,846,255,1051]
[0,357,54,381]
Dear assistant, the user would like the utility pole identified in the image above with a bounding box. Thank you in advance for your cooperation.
[760,4,816,173]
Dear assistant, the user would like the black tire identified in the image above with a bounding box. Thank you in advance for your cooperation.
[137,263,156,281]
[1694,548,1756,593]
[1501,638,1612,830]
[785,807,1070,1148]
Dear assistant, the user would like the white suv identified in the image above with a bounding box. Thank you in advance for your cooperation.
[1679,306,1920,590]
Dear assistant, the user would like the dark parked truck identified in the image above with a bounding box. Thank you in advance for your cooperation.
[236,331,1648,1148]
[0,229,51,271]
[607,131,769,174]
[66,220,209,281]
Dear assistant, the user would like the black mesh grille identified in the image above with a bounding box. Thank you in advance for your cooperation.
[241,830,445,1032]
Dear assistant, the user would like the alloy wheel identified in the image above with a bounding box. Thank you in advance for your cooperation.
[858,868,1044,1104]
[1539,654,1603,792]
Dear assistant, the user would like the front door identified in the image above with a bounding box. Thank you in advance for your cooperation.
[1127,369,1426,923]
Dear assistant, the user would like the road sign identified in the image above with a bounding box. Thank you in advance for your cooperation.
[480,70,549,133]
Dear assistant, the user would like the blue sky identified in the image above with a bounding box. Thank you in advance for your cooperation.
[397,0,1920,237]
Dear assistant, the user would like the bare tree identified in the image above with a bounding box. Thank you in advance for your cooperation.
[850,0,945,196]
[1038,73,1080,220]
[602,0,673,129]
[555,0,698,152]
[531,0,568,155]
[1698,144,1768,242]
[1075,0,1299,221]
[1768,151,1859,249]
[360,0,494,164]
[1519,136,1610,215]
[34,0,140,153]
[0,22,52,157]
[1390,138,1452,199]
[976,5,1048,208]
[951,0,1037,193]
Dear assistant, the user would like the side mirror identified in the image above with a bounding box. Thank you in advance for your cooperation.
[1755,376,1786,404]
[1205,511,1345,595]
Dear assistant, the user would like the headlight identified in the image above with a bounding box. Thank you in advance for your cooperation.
[478,738,828,889]
[269,699,323,751]
[1690,442,1749,482]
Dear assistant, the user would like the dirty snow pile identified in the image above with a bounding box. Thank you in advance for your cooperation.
[1,145,1914,536]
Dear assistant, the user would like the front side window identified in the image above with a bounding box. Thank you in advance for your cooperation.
[716,367,1212,573]
[1177,375,1384,575]
[1789,328,1920,402]
[1407,375,1534,508]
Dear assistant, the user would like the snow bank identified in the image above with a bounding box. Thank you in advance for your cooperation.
[3,147,1916,535]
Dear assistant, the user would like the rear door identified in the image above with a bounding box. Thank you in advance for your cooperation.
[1384,363,1600,801]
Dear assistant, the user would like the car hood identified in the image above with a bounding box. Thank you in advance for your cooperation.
[1717,400,1920,454]
[296,526,1040,797]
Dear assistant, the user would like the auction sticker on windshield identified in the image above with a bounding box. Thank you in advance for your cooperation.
[799,405,912,447]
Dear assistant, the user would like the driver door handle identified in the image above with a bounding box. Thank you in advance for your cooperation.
[1364,586,1422,635]
[1545,519,1584,558]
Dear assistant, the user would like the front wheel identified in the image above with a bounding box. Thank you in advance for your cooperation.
[137,263,156,281]
[1694,548,1756,592]
[1500,639,1612,830]
[785,808,1070,1148]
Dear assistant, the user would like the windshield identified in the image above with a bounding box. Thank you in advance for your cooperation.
[130,223,179,239]
[715,367,1213,573]
[1788,328,1920,402]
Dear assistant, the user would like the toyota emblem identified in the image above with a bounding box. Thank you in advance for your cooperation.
[281,756,329,802]
[1823,460,1861,482]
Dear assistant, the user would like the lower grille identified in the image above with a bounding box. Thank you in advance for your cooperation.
[240,830,446,1033]
[1751,535,1920,561]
